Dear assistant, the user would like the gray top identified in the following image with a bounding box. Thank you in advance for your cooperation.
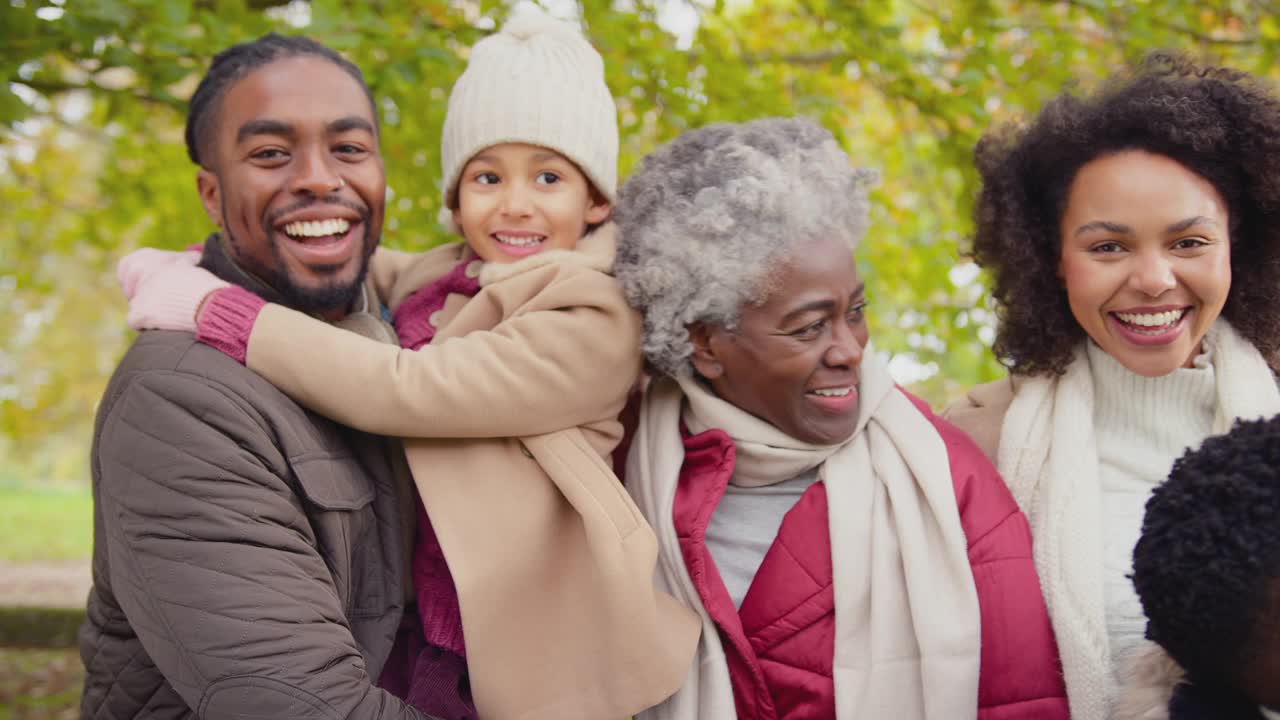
[705,467,821,608]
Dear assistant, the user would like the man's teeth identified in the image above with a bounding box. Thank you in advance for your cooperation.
[810,387,852,397]
[495,233,544,247]
[1114,309,1185,327]
[283,218,350,238]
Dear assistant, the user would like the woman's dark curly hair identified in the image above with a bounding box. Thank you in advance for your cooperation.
[971,54,1280,376]
[1132,414,1280,693]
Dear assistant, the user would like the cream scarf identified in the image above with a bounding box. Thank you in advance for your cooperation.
[628,346,980,720]
[997,321,1280,720]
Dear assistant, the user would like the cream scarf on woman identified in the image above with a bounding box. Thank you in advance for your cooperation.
[997,320,1280,720]
[628,346,981,720]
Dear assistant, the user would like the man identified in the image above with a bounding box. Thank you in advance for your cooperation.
[79,34,433,719]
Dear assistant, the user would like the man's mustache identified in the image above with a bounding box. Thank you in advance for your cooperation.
[264,196,371,227]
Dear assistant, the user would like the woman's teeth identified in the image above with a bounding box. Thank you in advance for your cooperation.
[284,218,351,238]
[809,387,852,397]
[1114,309,1186,328]
[495,233,544,247]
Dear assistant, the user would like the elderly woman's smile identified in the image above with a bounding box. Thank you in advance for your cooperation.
[690,237,869,445]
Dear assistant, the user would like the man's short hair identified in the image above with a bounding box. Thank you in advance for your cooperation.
[184,33,377,167]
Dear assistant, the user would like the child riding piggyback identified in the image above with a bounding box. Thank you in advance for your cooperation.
[118,9,699,720]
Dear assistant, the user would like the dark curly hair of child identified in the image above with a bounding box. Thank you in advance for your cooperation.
[1132,414,1280,712]
[970,54,1280,376]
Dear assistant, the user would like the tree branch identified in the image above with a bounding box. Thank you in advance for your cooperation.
[1057,0,1260,45]
[192,0,300,10]
[8,77,184,110]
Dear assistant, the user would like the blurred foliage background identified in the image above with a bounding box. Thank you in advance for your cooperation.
[3,0,1280,492]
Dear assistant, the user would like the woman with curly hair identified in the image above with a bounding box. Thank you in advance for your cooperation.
[614,116,1069,720]
[945,56,1280,719]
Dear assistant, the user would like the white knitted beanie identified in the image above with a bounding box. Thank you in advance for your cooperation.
[439,5,618,212]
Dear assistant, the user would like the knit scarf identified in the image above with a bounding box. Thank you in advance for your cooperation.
[629,345,981,720]
[997,320,1280,720]
[680,376,839,487]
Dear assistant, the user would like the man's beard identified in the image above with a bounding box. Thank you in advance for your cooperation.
[260,249,371,314]
[221,197,375,315]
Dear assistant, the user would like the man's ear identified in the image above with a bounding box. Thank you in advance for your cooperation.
[687,322,724,380]
[196,169,223,229]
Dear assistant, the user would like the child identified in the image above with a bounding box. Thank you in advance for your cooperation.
[1114,415,1280,720]
[117,9,698,720]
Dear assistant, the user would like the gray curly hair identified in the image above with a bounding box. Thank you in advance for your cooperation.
[613,116,876,377]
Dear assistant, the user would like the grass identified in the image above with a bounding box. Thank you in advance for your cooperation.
[0,486,92,715]
[0,648,82,719]
[0,486,93,564]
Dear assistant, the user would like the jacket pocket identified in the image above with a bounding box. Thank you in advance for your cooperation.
[291,454,376,510]
[289,453,383,617]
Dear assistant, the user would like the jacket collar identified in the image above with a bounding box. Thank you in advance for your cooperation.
[199,232,288,305]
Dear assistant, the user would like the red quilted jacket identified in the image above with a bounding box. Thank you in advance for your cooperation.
[670,392,1070,720]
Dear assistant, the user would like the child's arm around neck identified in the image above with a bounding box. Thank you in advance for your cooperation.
[233,222,640,439]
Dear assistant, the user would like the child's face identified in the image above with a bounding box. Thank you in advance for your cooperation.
[452,143,611,264]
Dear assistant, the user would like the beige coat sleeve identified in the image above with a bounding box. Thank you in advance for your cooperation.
[243,268,641,439]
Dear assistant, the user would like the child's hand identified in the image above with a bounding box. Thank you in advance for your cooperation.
[117,248,230,332]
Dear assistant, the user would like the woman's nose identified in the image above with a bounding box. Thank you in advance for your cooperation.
[824,320,865,368]
[1129,251,1176,297]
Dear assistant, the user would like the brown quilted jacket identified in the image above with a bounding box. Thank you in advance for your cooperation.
[78,237,432,719]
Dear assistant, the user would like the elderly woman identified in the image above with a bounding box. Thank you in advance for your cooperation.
[944,57,1280,720]
[613,117,1068,720]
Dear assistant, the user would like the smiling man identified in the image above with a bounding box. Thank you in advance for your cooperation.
[80,35,434,719]
[192,44,384,319]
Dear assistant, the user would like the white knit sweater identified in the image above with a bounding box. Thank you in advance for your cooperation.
[1088,342,1215,679]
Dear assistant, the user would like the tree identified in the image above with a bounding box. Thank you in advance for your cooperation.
[2,0,1277,484]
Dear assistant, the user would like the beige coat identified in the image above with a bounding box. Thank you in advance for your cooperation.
[941,377,1019,463]
[239,225,700,720]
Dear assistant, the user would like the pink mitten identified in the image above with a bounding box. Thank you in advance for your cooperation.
[117,248,199,299]
[117,248,230,332]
